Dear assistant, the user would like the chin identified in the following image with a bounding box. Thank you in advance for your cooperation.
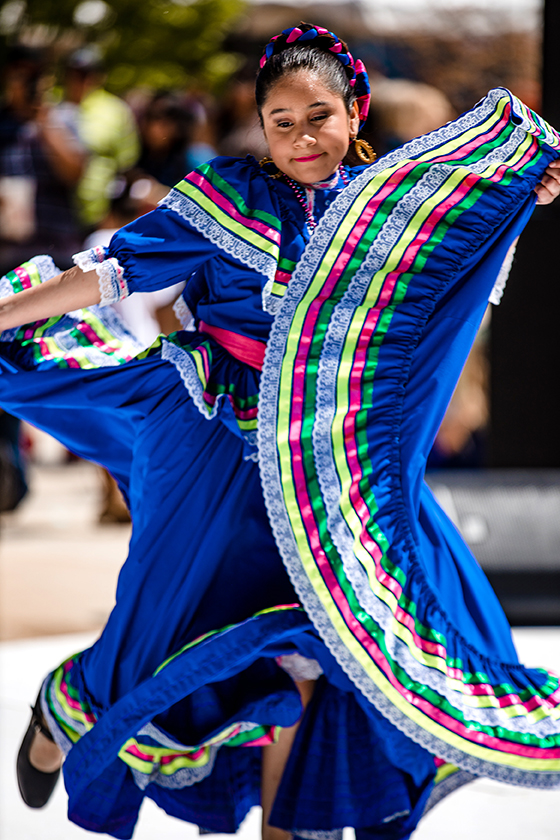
[290,162,336,183]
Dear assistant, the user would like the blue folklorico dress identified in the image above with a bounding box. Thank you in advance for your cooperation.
[1,89,560,840]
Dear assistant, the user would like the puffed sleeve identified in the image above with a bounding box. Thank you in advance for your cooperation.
[72,156,282,306]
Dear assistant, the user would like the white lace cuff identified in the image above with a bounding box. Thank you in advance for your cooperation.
[73,246,108,272]
[72,248,129,306]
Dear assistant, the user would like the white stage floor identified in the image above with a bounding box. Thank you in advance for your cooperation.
[1,628,559,840]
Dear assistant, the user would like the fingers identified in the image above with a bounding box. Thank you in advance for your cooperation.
[541,173,560,192]
[545,162,560,183]
[535,160,560,204]
[535,183,555,204]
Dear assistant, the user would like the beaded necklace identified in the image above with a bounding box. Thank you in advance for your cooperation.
[283,163,350,232]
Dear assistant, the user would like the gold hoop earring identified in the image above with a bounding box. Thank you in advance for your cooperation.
[352,138,377,164]
[259,157,283,179]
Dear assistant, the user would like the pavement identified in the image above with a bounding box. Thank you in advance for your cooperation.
[1,458,560,839]
[0,458,130,641]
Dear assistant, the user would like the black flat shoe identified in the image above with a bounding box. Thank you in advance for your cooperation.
[16,691,61,808]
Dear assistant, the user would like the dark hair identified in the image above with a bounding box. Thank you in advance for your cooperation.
[143,92,196,146]
[255,44,355,121]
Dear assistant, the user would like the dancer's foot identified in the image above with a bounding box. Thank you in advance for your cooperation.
[17,692,63,808]
[28,729,63,773]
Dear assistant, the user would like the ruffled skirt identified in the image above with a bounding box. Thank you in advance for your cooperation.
[3,88,560,840]
[0,335,435,840]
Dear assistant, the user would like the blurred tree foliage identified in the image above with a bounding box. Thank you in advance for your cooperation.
[0,0,246,92]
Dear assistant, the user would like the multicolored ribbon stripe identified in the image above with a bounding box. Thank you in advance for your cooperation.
[45,658,278,783]
[164,161,282,283]
[258,89,560,786]
[268,256,298,303]
[44,605,303,785]
[159,331,260,434]
[0,260,139,368]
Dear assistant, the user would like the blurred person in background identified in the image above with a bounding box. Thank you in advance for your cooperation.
[217,65,268,158]
[0,407,27,514]
[57,46,140,230]
[0,46,87,483]
[366,76,455,157]
[137,91,216,188]
[0,45,87,275]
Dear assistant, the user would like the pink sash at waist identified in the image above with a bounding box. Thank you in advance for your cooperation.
[199,320,266,371]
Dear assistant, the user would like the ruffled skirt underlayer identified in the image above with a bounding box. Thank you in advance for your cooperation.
[0,346,436,840]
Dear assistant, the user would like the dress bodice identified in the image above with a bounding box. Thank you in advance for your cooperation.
[68,156,365,443]
[105,155,365,345]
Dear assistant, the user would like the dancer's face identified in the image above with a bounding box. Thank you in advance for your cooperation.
[261,71,359,184]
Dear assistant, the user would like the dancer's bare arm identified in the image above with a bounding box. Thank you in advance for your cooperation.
[0,266,101,333]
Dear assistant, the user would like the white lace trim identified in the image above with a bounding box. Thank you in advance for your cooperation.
[0,254,59,307]
[509,95,560,148]
[129,720,258,790]
[262,275,285,316]
[0,258,141,361]
[88,304,144,353]
[162,339,220,419]
[306,159,560,739]
[489,239,518,305]
[258,88,560,788]
[3,306,142,364]
[277,653,323,682]
[44,665,257,793]
[43,676,86,757]
[72,246,108,272]
[0,275,14,302]
[160,189,278,282]
[173,295,195,330]
[162,339,259,449]
[131,749,218,790]
[423,769,476,816]
[96,258,129,305]
[72,248,128,306]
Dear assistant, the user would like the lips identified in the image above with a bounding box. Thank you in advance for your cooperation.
[293,153,323,162]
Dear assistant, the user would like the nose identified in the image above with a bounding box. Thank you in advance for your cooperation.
[293,129,317,149]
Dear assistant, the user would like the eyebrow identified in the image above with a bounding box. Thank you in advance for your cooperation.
[269,100,330,116]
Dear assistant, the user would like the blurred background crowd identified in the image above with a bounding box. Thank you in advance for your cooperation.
[0,0,546,515]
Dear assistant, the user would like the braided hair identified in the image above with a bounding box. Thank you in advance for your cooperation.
[256,23,370,129]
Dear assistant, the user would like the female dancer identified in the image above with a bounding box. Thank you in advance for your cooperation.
[1,23,560,840]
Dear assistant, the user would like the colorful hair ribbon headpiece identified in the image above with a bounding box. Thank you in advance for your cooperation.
[259,23,371,128]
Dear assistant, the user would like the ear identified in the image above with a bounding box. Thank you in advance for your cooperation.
[349,100,360,137]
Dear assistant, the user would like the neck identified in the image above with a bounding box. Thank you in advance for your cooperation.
[282,164,350,233]
[293,163,347,189]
